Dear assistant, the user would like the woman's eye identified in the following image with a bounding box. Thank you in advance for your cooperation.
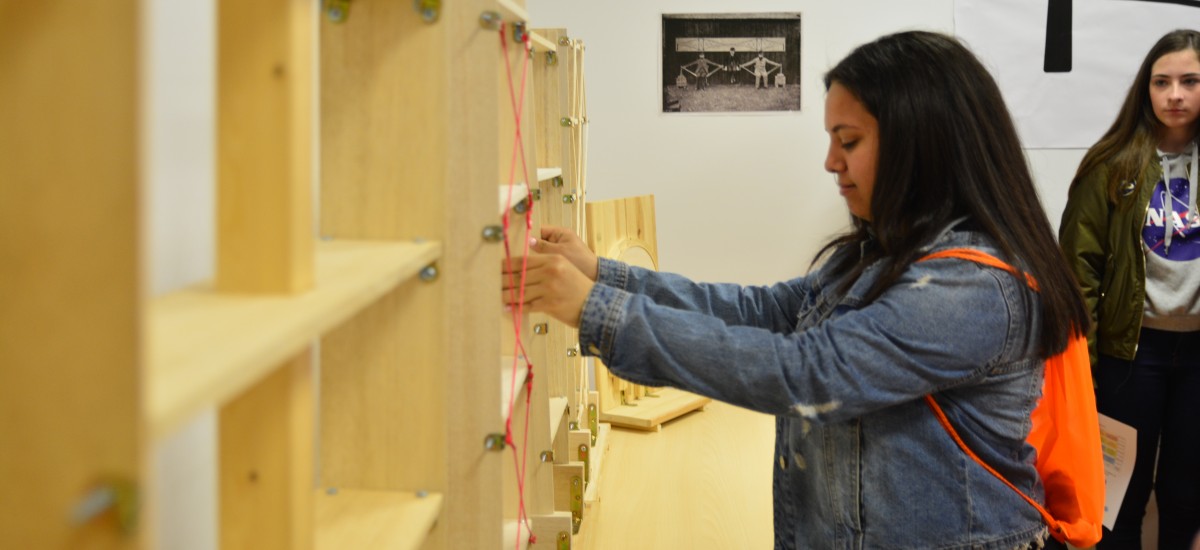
[842,140,858,150]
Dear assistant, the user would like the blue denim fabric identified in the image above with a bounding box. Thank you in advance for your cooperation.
[578,229,1050,549]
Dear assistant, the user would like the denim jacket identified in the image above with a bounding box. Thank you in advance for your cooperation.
[577,229,1049,549]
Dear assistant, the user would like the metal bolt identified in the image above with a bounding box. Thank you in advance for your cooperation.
[512,21,527,43]
[479,11,501,30]
[562,194,577,204]
[552,176,564,188]
[540,451,555,462]
[414,0,440,23]
[566,345,579,356]
[513,198,529,214]
[533,323,548,335]
[546,51,558,66]
[558,36,571,46]
[419,264,438,282]
[484,433,506,451]
[326,0,350,23]
[560,117,574,128]
[482,225,503,242]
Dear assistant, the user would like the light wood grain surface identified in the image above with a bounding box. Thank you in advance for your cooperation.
[578,401,775,549]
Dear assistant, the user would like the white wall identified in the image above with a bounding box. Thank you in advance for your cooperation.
[526,0,1085,286]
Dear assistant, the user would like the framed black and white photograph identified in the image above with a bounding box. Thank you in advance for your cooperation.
[661,13,803,114]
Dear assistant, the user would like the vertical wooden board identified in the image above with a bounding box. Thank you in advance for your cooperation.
[0,3,142,548]
[531,28,569,172]
[217,0,314,293]
[318,279,444,490]
[319,0,446,240]
[441,1,507,547]
[219,355,315,550]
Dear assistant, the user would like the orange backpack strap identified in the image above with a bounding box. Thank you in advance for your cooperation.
[923,395,1060,534]
[916,248,1071,540]
[917,248,1040,291]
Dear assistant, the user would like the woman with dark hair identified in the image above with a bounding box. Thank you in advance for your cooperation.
[505,31,1088,549]
[1060,28,1200,550]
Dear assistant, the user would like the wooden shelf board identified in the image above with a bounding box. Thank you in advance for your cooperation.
[147,239,442,439]
[315,488,442,550]
[527,31,556,54]
[584,422,611,504]
[598,388,711,431]
[500,358,530,421]
[502,520,533,550]
[535,167,562,182]
[548,396,568,443]
[500,182,530,216]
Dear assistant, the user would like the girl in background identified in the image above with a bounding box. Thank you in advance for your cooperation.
[1060,28,1200,550]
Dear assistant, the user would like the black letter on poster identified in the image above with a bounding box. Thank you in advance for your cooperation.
[1044,0,1200,73]
[1044,0,1072,72]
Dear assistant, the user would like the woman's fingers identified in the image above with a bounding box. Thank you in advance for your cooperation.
[499,253,592,327]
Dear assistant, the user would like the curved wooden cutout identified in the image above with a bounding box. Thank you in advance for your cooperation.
[585,195,710,431]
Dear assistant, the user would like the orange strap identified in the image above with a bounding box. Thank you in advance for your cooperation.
[923,395,1061,535]
[917,248,1064,538]
[917,249,1040,291]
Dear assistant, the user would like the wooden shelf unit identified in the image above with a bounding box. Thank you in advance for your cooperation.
[2,0,533,548]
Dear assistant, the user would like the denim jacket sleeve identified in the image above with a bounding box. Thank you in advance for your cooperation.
[593,256,813,332]
[579,255,1025,423]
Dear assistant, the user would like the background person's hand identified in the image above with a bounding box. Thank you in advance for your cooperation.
[531,225,599,281]
[502,253,595,328]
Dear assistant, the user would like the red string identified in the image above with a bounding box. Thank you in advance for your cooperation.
[499,23,537,549]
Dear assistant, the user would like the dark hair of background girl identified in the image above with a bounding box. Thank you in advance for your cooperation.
[815,30,1089,356]
[1071,29,1200,203]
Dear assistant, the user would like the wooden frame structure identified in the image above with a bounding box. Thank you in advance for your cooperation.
[585,195,711,431]
[1,2,595,549]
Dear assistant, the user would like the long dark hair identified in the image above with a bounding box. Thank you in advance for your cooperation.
[815,31,1088,356]
[1072,29,1200,202]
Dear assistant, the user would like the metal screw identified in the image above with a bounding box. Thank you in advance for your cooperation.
[414,0,440,23]
[552,176,564,188]
[484,433,506,451]
[479,11,501,30]
[482,225,503,242]
[562,194,577,204]
[533,323,548,335]
[513,198,529,214]
[326,0,350,23]
[558,36,571,46]
[512,21,527,43]
[560,117,574,127]
[546,51,558,66]
[566,345,579,356]
[540,451,555,462]
[419,264,438,282]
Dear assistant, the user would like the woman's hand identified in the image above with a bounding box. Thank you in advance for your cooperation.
[502,252,595,328]
[532,225,599,281]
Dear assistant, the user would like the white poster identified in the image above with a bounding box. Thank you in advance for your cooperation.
[955,0,1200,149]
[1098,413,1137,530]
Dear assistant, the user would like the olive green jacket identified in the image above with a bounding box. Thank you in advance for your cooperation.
[1059,162,1161,366]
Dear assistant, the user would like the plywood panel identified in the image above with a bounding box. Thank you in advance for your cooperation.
[0,3,142,548]
[219,355,314,550]
[217,0,314,292]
